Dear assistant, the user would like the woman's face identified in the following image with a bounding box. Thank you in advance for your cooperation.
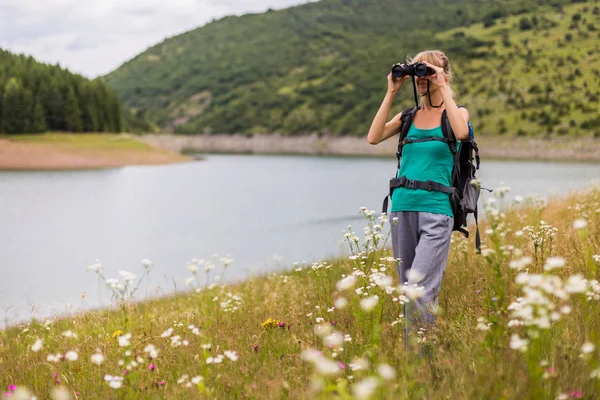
[415,76,430,95]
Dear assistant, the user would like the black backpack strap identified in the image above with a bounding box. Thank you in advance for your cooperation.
[441,109,458,155]
[382,196,389,215]
[474,205,481,254]
[383,107,418,214]
[397,107,418,160]
[390,176,458,196]
[402,137,449,145]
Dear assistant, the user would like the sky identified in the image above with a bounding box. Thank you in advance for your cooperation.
[0,0,311,78]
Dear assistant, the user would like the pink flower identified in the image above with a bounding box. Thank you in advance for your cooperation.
[52,374,57,379]
[122,370,127,375]
[253,345,258,352]
[148,363,156,371]
[55,379,61,384]
[5,392,12,397]
[569,391,583,399]
[331,321,336,325]
[338,362,346,369]
[160,380,166,386]
[278,322,284,327]
[8,385,16,391]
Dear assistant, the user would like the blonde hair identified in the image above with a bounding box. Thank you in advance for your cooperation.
[407,50,457,100]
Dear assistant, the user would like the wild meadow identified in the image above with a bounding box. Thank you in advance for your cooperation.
[1,185,600,399]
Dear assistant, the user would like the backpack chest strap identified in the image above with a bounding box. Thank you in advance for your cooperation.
[401,137,449,146]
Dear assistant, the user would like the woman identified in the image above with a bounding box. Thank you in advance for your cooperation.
[367,50,470,332]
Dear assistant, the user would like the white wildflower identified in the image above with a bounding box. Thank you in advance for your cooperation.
[31,339,43,352]
[336,275,357,291]
[476,317,492,331]
[62,330,78,339]
[360,295,379,312]
[565,274,587,293]
[144,344,159,359]
[324,332,344,348]
[118,270,136,283]
[91,353,104,365]
[160,327,174,338]
[187,263,199,273]
[377,363,396,380]
[334,297,347,309]
[573,219,587,230]
[581,341,595,355]
[51,386,71,400]
[65,350,78,361]
[510,334,528,352]
[543,257,565,271]
[86,262,103,273]
[224,350,238,361]
[118,333,132,347]
[353,377,379,400]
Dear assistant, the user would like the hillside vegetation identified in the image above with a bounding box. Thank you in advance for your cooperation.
[442,1,600,137]
[104,0,584,137]
[0,49,153,134]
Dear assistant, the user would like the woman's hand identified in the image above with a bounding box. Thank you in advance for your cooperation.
[387,70,409,94]
[421,61,447,88]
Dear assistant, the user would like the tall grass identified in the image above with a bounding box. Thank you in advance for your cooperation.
[1,187,599,399]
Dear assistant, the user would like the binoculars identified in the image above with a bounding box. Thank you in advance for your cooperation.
[391,62,435,78]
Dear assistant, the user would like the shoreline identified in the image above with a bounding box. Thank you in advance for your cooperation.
[2,133,600,171]
[140,133,600,163]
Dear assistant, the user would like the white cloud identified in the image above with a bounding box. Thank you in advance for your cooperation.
[0,0,312,78]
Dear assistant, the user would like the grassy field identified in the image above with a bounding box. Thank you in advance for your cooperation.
[1,187,600,399]
[0,133,189,170]
[7,133,154,150]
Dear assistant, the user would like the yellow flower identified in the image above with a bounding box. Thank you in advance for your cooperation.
[261,318,281,329]
[112,329,123,339]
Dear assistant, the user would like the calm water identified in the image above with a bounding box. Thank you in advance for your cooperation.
[1,154,599,325]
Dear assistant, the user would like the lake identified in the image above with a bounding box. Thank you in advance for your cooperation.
[1,154,599,326]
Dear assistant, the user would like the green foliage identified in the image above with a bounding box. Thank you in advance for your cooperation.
[0,49,126,134]
[519,16,533,30]
[105,0,567,137]
[104,0,600,138]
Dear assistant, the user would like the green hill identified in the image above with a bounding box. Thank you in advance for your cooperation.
[440,1,600,137]
[104,0,599,137]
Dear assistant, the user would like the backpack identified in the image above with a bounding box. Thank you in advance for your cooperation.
[381,106,485,253]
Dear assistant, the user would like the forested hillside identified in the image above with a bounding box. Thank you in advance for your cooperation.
[104,0,599,137]
[0,49,148,134]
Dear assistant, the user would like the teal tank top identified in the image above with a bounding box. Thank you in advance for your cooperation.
[390,124,456,217]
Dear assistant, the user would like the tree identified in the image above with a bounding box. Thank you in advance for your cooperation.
[1,78,28,134]
[63,86,83,132]
[31,97,47,133]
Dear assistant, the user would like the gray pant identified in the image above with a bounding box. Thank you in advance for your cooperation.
[390,211,453,332]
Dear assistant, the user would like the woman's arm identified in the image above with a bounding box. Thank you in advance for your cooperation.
[367,72,408,145]
[440,88,470,141]
[421,61,470,141]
